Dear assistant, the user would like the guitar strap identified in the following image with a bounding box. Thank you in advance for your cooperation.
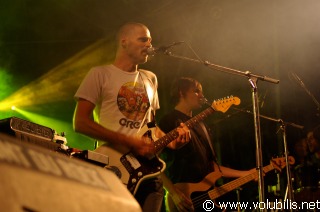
[198,121,222,173]
[138,70,157,126]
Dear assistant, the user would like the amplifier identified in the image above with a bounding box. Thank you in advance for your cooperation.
[0,133,141,212]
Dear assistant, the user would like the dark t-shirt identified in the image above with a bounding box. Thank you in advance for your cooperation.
[159,109,215,184]
[293,153,320,192]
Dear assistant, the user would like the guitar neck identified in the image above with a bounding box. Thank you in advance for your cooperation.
[208,164,274,200]
[154,106,215,152]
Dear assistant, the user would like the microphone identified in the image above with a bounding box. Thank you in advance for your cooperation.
[200,97,209,106]
[147,41,184,55]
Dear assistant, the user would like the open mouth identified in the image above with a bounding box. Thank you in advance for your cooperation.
[142,49,149,55]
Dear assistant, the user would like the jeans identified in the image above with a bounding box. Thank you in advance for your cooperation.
[135,177,164,212]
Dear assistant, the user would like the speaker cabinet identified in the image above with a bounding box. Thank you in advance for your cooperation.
[0,133,141,212]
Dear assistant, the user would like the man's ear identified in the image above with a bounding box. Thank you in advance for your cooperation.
[121,39,127,48]
[179,90,183,98]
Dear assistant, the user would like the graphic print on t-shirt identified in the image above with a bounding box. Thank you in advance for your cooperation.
[117,81,150,121]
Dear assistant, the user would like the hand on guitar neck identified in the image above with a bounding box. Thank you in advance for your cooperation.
[165,156,295,212]
[130,122,191,157]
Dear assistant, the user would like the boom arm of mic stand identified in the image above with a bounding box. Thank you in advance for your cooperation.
[233,108,304,130]
[164,52,280,84]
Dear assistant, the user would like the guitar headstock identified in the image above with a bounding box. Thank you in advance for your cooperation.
[211,96,241,113]
[270,156,295,172]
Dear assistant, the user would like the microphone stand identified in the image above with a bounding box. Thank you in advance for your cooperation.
[163,45,279,210]
[291,72,320,117]
[233,108,303,212]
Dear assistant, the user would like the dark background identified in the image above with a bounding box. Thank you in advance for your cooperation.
[1,0,319,202]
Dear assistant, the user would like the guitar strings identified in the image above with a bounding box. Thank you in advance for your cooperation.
[191,165,274,208]
[192,193,212,209]
[191,173,256,208]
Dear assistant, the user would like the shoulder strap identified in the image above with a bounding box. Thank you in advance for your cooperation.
[139,70,157,117]
[198,121,222,173]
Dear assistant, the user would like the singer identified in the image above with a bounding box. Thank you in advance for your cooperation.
[73,22,191,212]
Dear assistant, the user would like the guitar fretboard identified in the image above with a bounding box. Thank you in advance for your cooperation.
[154,106,215,152]
[208,164,274,200]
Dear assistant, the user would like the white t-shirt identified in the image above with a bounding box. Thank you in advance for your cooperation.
[75,64,159,140]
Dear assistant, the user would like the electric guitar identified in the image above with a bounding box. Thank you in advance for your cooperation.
[95,96,240,195]
[166,156,295,211]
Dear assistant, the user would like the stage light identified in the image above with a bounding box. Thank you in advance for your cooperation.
[0,39,114,112]
[11,106,16,111]
[0,39,114,150]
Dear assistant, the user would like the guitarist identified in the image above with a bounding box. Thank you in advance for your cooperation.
[73,22,191,212]
[159,77,255,211]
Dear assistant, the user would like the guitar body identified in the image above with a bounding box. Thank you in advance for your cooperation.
[166,171,223,212]
[95,126,166,195]
[174,171,223,199]
[167,191,223,212]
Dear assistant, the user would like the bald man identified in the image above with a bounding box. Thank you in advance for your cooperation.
[73,22,190,211]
